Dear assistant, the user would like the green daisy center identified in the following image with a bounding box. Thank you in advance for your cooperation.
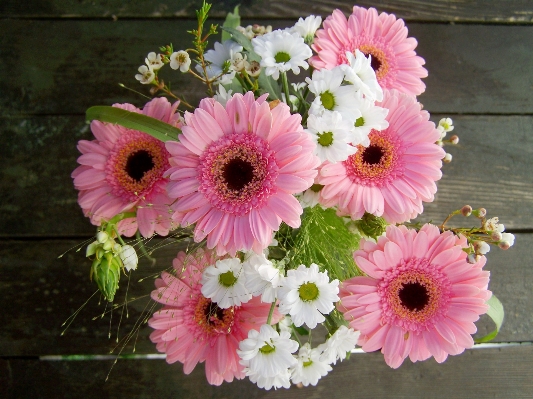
[320,91,335,110]
[303,360,313,367]
[317,132,334,147]
[219,271,237,287]
[275,52,291,63]
[299,282,319,301]
[259,342,276,354]
[355,116,365,127]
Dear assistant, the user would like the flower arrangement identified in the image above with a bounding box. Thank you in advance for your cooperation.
[73,2,513,390]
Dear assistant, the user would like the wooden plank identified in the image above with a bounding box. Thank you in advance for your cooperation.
[1,114,531,237]
[1,0,533,23]
[3,346,533,398]
[2,20,533,116]
[0,233,530,357]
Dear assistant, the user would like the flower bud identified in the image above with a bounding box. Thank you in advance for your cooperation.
[490,231,503,241]
[499,232,515,248]
[443,153,452,163]
[472,208,486,218]
[119,245,139,271]
[91,253,120,302]
[473,240,490,254]
[97,231,109,244]
[461,205,472,217]
[86,241,99,257]
[102,237,115,251]
[450,135,459,144]
[356,213,387,239]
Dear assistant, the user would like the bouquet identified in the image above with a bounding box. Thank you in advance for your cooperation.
[71,2,514,390]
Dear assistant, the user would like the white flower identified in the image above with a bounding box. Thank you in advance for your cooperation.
[352,93,389,144]
[119,244,138,271]
[252,30,312,80]
[145,52,163,71]
[438,117,454,132]
[306,112,358,163]
[484,217,505,233]
[238,324,299,377]
[278,263,340,329]
[200,258,251,308]
[290,343,331,386]
[317,325,360,365]
[291,15,322,44]
[231,52,246,72]
[298,186,322,209]
[278,315,293,334]
[213,85,233,106]
[341,50,383,101]
[169,50,191,72]
[135,65,155,84]
[500,232,515,247]
[197,40,243,85]
[247,367,292,390]
[243,253,284,303]
[474,240,491,255]
[307,67,361,124]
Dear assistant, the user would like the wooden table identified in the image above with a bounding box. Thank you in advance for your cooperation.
[1,1,532,397]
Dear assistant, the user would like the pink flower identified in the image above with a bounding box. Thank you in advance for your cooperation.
[310,7,427,96]
[338,224,491,368]
[72,98,183,237]
[148,248,281,386]
[317,90,445,224]
[166,92,320,255]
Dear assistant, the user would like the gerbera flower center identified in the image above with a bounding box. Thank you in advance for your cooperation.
[344,129,402,187]
[194,296,235,335]
[219,270,238,287]
[317,132,334,147]
[198,133,279,216]
[299,282,319,301]
[358,45,388,80]
[275,51,291,63]
[398,282,429,311]
[106,131,170,201]
[320,91,336,110]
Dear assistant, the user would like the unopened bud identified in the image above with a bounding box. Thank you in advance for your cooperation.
[443,153,452,163]
[86,241,99,257]
[473,240,490,254]
[103,238,115,251]
[450,135,459,144]
[490,231,503,241]
[97,231,109,244]
[356,212,387,239]
[472,208,487,218]
[461,205,472,217]
[246,60,261,77]
[498,241,510,250]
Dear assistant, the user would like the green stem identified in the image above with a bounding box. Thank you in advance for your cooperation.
[266,301,276,325]
[290,325,303,346]
[281,72,292,110]
[135,230,156,266]
[113,228,126,246]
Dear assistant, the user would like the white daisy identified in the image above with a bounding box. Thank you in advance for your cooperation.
[169,50,191,72]
[252,30,312,80]
[247,367,292,390]
[145,52,164,71]
[290,343,332,386]
[298,184,322,209]
[291,15,322,44]
[238,324,299,377]
[278,263,340,329]
[307,67,361,124]
[306,112,358,163]
[317,325,360,365]
[134,65,155,84]
[341,50,383,101]
[243,252,284,303]
[197,40,243,85]
[352,92,389,144]
[200,258,251,308]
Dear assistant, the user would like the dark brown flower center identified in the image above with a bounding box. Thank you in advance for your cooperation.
[399,282,430,311]
[361,144,384,165]
[125,150,155,182]
[222,158,254,191]
[362,51,382,72]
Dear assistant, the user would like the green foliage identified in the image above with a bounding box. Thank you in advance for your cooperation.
[222,6,240,42]
[475,294,505,343]
[86,106,181,142]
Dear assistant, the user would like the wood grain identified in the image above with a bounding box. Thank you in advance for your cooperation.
[2,20,533,116]
[2,0,533,22]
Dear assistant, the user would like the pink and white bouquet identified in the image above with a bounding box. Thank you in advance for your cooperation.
[72,2,513,389]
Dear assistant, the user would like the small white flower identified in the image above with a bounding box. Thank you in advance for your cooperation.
[351,93,389,144]
[169,50,191,72]
[291,15,322,44]
[119,244,138,271]
[298,186,322,209]
[135,65,155,84]
[213,85,233,106]
[145,52,164,71]
[200,258,251,308]
[438,117,454,133]
[238,324,299,377]
[231,52,247,72]
[278,263,340,329]
[484,217,505,233]
[341,50,383,101]
[317,326,360,365]
[243,253,284,303]
[197,40,243,85]
[474,240,491,255]
[306,112,358,163]
[290,343,332,386]
[500,232,515,248]
[252,30,312,80]
[307,67,361,124]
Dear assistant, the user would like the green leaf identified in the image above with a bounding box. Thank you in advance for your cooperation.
[221,27,260,61]
[222,6,240,42]
[475,294,504,343]
[86,106,181,143]
[258,73,282,100]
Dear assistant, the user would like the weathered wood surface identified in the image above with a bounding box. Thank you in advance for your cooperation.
[2,0,533,23]
[2,20,533,116]
[1,0,532,398]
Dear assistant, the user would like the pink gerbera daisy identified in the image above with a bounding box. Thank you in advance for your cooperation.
[148,248,281,386]
[317,90,445,224]
[71,98,183,237]
[310,7,427,96]
[166,92,320,255]
[338,224,491,368]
